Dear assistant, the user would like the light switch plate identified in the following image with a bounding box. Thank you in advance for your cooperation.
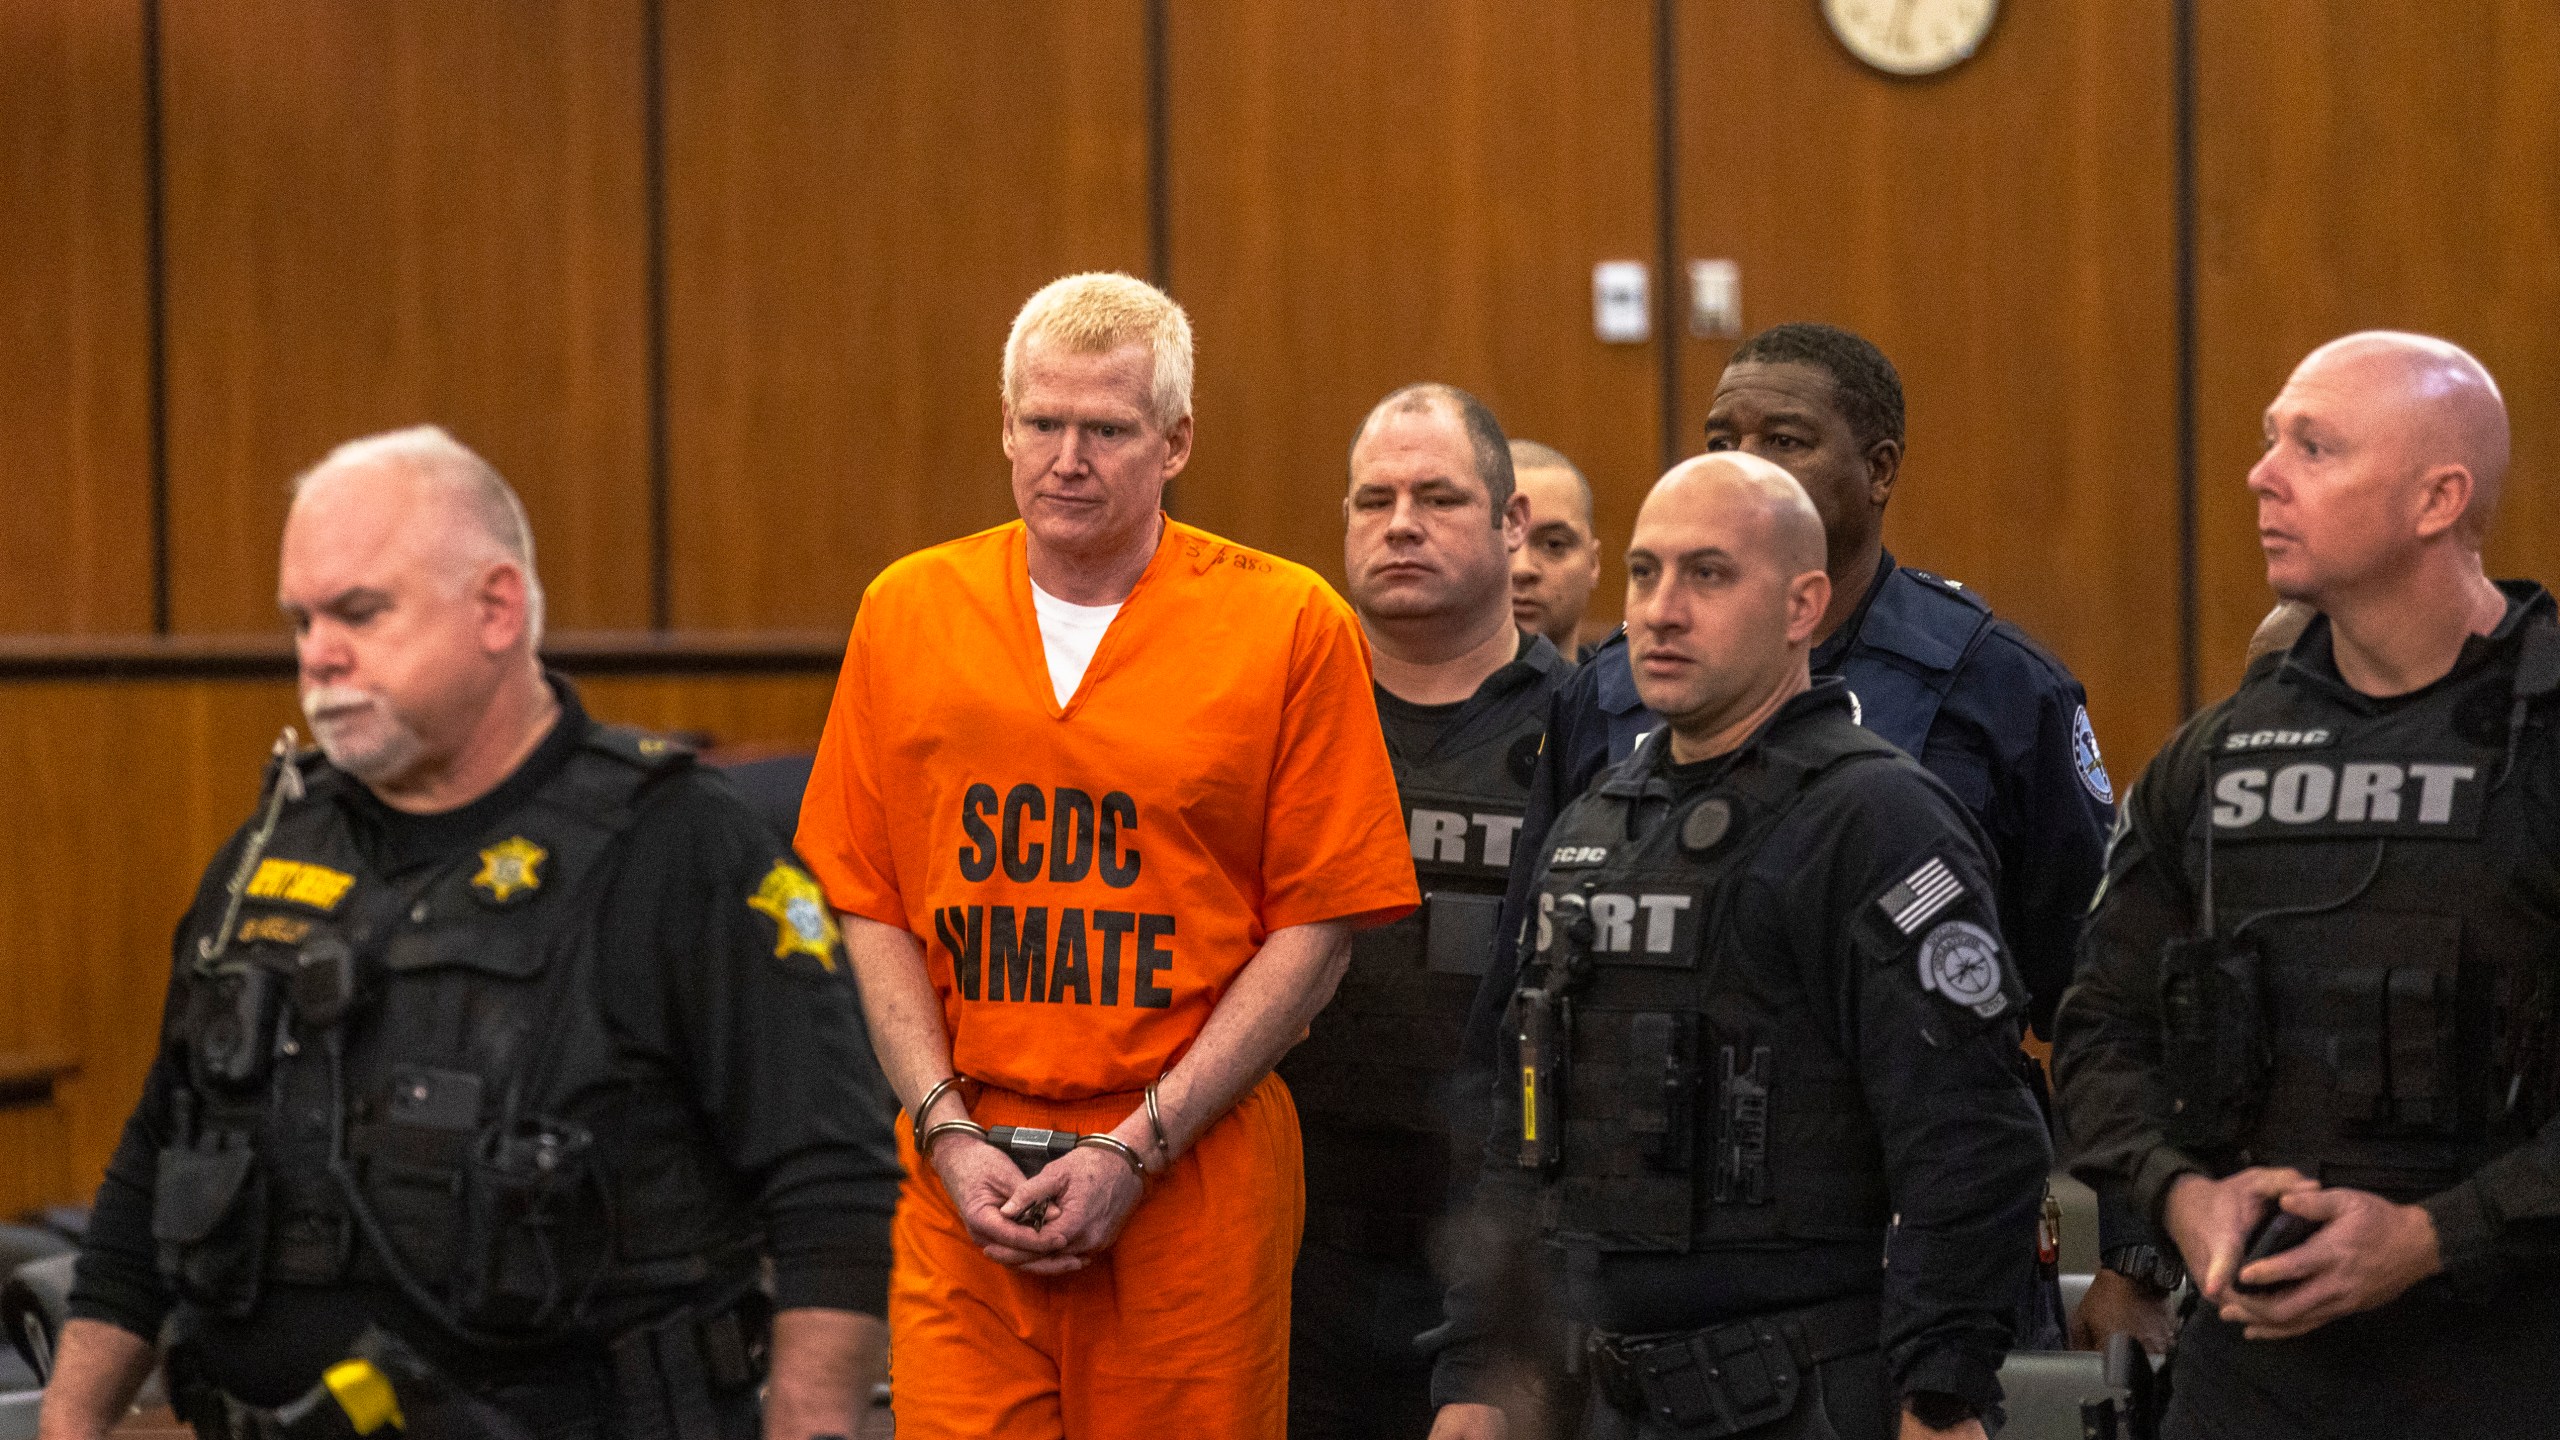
[1689,259,1742,339]
[1593,261,1650,344]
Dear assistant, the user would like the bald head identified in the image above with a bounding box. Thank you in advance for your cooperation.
[1643,452,1827,575]
[2293,331,2509,539]
[1623,453,1832,758]
[2251,332,2514,615]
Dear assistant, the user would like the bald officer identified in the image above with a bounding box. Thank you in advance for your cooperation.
[1434,454,2049,1440]
[2055,332,2560,1436]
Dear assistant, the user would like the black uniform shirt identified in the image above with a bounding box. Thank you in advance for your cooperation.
[1437,682,2051,1415]
[2055,585,2560,1286]
[70,677,903,1403]
[1481,553,2110,1052]
[1375,688,1469,759]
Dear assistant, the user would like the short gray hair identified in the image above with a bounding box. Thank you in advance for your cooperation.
[296,425,547,648]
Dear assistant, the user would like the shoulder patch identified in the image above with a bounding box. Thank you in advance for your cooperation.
[1916,919,2008,1019]
[749,861,841,973]
[586,724,695,772]
[1877,854,1965,936]
[2072,704,2114,804]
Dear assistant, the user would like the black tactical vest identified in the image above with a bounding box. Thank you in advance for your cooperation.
[2166,614,2560,1201]
[1516,700,1900,1253]
[1280,643,1564,1222]
[150,724,750,1343]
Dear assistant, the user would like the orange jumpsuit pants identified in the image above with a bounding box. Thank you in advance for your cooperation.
[889,1073,1305,1440]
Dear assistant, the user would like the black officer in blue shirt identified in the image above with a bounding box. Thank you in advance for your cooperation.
[1469,323,2157,1351]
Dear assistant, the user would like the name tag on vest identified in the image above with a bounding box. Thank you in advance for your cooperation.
[2210,754,2487,839]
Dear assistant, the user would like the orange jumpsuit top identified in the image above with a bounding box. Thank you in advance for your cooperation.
[798,517,1418,1099]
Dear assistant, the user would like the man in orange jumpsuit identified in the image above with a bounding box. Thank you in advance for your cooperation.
[796,272,1420,1439]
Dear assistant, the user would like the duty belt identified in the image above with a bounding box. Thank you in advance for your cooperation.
[1585,1294,1880,1436]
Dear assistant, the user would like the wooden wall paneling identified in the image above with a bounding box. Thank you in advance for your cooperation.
[2193,1,2560,703]
[662,1,1152,632]
[577,671,837,753]
[1675,1,2183,775]
[1166,0,1661,609]
[0,0,154,634]
[159,1,651,634]
[0,679,302,1210]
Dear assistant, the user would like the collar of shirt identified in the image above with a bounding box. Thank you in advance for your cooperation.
[339,670,591,877]
[1603,678,1857,802]
[1810,548,1899,676]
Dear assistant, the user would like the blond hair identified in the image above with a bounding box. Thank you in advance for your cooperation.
[1002,273,1194,430]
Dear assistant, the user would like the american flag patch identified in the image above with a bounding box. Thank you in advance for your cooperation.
[1878,856,1964,935]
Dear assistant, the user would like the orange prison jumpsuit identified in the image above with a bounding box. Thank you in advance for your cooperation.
[797,518,1417,1439]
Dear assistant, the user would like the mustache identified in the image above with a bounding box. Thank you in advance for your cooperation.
[300,685,382,724]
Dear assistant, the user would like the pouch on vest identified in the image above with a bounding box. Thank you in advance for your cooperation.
[453,1117,601,1330]
[153,1136,267,1318]
[2157,935,2270,1150]
[1425,892,1503,976]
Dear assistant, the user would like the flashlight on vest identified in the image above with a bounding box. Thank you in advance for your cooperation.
[1516,890,1594,1172]
[1516,988,1564,1172]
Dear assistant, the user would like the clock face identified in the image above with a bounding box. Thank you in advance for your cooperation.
[1821,0,1999,77]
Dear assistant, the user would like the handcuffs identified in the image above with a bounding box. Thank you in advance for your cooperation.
[911,1074,1176,1229]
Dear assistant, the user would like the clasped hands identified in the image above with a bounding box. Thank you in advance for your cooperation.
[926,1121,1153,1276]
[2162,1166,2443,1340]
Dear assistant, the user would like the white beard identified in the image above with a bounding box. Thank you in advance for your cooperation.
[301,684,426,784]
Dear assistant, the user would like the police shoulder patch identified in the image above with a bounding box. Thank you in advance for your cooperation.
[1876,855,1965,936]
[749,861,841,972]
[2072,704,2113,804]
[1916,918,2007,1019]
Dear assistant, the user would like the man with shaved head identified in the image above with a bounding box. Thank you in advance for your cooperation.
[1507,440,1604,659]
[1474,325,2129,1352]
[43,426,902,1440]
[1431,454,2051,1440]
[2056,332,2560,1434]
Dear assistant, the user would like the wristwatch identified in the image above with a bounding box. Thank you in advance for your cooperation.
[2101,1242,2188,1293]
[1906,1390,1978,1428]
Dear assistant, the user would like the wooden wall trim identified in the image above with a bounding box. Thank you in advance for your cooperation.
[1653,0,1679,475]
[144,0,169,635]
[2174,0,2200,719]
[0,629,847,681]
[644,0,673,631]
